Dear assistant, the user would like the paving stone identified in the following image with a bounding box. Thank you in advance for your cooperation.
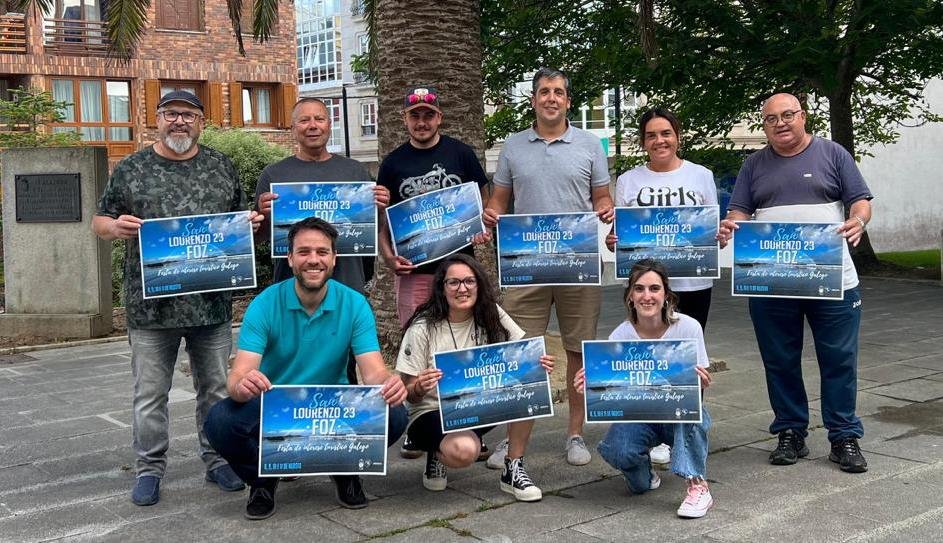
[849,507,943,543]
[708,419,773,453]
[523,528,610,542]
[371,525,473,542]
[816,463,943,523]
[451,495,619,541]
[899,353,943,372]
[707,510,879,542]
[866,379,943,402]
[322,487,484,537]
[0,502,123,543]
[0,415,119,445]
[856,363,940,385]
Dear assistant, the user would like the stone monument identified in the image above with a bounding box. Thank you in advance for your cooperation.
[0,146,113,338]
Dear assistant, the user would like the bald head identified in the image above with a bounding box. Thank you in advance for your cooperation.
[760,92,809,156]
[762,93,802,116]
[292,98,330,124]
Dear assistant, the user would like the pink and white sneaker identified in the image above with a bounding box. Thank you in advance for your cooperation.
[676,480,713,518]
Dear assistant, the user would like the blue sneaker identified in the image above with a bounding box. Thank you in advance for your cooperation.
[206,464,246,491]
[131,475,160,506]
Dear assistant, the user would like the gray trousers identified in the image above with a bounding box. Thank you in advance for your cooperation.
[129,322,232,478]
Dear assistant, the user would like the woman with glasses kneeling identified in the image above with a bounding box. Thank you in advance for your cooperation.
[574,259,714,518]
[396,253,553,502]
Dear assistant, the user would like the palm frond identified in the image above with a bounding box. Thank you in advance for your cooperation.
[8,0,53,15]
[106,0,151,62]
[227,0,246,56]
[251,0,280,43]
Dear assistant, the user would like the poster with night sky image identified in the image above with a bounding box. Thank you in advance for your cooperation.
[259,386,388,477]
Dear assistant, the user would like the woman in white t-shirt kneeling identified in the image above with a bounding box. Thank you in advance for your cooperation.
[396,254,554,502]
[575,259,714,518]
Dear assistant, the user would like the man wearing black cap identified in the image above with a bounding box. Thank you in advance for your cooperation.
[377,86,491,461]
[93,91,261,506]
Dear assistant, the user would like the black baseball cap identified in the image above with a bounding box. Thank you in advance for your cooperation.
[158,90,204,111]
[403,86,441,113]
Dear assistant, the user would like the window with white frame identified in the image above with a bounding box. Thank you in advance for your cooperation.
[360,101,376,136]
[322,97,343,151]
[357,32,369,55]
[296,0,342,86]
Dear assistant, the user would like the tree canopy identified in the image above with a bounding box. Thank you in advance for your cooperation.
[482,0,943,159]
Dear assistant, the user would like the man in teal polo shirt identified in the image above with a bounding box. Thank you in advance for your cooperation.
[204,217,407,520]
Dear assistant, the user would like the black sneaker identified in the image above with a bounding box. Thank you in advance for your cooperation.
[400,436,424,459]
[331,475,368,509]
[500,457,542,502]
[769,429,809,465]
[476,441,491,462]
[422,451,448,491]
[829,437,868,473]
[245,480,278,520]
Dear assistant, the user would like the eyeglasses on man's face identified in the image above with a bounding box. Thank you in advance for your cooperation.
[159,110,202,124]
[444,277,478,290]
[763,109,802,126]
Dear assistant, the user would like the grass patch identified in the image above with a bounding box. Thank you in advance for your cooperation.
[877,249,940,269]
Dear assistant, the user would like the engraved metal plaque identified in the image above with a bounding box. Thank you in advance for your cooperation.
[14,174,82,222]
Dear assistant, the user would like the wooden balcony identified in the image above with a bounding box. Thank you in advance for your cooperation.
[0,13,28,54]
[43,17,110,57]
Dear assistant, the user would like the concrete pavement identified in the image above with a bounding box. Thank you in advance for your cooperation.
[1,275,941,542]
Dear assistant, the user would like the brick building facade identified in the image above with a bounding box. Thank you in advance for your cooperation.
[0,1,298,166]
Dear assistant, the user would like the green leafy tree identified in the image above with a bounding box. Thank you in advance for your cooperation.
[481,0,943,267]
[11,0,280,58]
[0,87,81,148]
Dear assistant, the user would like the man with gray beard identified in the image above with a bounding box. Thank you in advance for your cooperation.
[94,91,261,506]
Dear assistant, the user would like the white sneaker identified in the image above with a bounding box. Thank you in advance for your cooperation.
[565,435,591,466]
[677,480,713,518]
[649,468,661,490]
[500,457,542,502]
[650,443,671,465]
[486,438,509,470]
[422,452,447,491]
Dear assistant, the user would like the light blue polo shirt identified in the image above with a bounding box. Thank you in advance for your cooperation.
[237,278,380,385]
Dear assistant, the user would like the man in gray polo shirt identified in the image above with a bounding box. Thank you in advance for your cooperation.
[483,67,613,466]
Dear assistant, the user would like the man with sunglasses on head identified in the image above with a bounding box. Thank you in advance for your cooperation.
[377,86,491,460]
[717,92,873,474]
[94,91,262,506]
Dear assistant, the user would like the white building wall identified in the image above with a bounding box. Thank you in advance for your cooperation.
[858,79,943,252]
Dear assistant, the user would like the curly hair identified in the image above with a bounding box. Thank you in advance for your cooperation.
[405,253,510,344]
[624,258,680,326]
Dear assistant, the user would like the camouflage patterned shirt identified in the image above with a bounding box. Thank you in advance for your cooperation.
[97,145,247,330]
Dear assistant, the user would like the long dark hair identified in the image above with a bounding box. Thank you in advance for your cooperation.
[405,253,509,344]
[624,258,679,326]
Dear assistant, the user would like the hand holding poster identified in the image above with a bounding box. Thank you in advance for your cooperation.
[614,205,719,279]
[434,337,554,433]
[583,339,703,424]
[259,385,388,477]
[732,221,844,300]
[497,212,601,287]
[384,182,485,266]
[138,211,256,299]
[271,182,377,257]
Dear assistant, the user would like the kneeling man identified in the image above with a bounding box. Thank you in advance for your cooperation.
[204,217,407,520]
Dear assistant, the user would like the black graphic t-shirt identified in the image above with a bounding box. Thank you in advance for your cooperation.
[378,134,489,275]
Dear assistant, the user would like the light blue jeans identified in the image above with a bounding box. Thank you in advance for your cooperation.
[129,322,232,478]
[597,408,711,493]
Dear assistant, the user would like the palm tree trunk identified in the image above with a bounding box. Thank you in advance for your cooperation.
[371,0,489,364]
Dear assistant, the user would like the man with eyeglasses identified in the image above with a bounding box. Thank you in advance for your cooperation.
[377,86,491,460]
[94,90,261,506]
[718,92,873,473]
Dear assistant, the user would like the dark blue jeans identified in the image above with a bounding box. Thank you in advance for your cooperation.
[749,287,863,442]
[204,396,407,487]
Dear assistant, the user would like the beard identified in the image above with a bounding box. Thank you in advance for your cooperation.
[293,266,329,293]
[163,133,195,154]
